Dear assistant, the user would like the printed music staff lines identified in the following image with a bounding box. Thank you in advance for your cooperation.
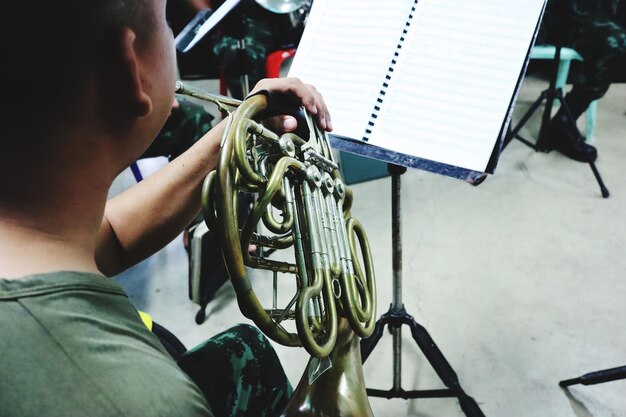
[290,0,546,177]
[289,0,415,139]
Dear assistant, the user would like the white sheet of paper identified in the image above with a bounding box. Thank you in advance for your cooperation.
[370,0,546,171]
[289,0,546,172]
[288,0,415,138]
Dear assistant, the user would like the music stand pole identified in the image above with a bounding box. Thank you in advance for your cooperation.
[360,164,485,417]
[390,163,404,392]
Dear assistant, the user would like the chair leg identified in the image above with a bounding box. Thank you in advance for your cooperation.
[551,59,572,116]
[555,59,572,90]
[585,100,598,144]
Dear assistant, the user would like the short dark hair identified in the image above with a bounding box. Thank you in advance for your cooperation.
[0,0,154,140]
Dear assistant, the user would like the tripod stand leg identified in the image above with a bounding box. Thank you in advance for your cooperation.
[535,90,558,152]
[554,93,610,198]
[588,160,610,198]
[505,90,548,150]
[405,317,485,417]
[361,313,391,362]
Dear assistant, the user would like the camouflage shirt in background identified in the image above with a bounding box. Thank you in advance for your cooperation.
[211,1,308,98]
[566,0,622,19]
[541,0,626,101]
[213,17,277,99]
[142,97,215,161]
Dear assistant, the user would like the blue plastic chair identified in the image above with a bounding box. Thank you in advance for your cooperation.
[529,45,598,143]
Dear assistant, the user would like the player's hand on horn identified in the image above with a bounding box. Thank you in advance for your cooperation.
[250,77,333,133]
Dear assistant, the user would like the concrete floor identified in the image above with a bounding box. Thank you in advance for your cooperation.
[112,74,626,417]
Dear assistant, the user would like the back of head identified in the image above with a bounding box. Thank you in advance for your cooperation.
[0,0,152,146]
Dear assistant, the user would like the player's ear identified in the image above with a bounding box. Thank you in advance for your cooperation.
[100,27,153,117]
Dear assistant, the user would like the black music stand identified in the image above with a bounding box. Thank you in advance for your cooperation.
[359,164,485,417]
[218,9,253,99]
[175,3,253,99]
[503,44,609,198]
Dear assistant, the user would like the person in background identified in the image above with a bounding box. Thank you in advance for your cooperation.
[145,0,309,161]
[143,0,218,164]
[142,97,215,162]
[540,0,626,162]
[174,0,308,98]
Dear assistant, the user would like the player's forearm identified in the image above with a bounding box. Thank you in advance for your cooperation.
[97,77,332,276]
[96,118,225,276]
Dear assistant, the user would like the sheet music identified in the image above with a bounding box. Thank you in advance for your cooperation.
[289,0,546,174]
[370,0,546,171]
[288,0,414,138]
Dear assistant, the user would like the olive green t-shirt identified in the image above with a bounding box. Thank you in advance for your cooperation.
[0,271,213,417]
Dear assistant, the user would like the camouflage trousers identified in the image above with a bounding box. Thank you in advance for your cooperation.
[178,324,293,417]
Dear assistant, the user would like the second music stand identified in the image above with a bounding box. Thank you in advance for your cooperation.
[504,44,609,198]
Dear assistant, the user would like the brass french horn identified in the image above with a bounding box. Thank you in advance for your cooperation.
[176,81,377,417]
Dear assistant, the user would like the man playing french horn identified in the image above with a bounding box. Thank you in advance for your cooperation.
[0,1,337,416]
